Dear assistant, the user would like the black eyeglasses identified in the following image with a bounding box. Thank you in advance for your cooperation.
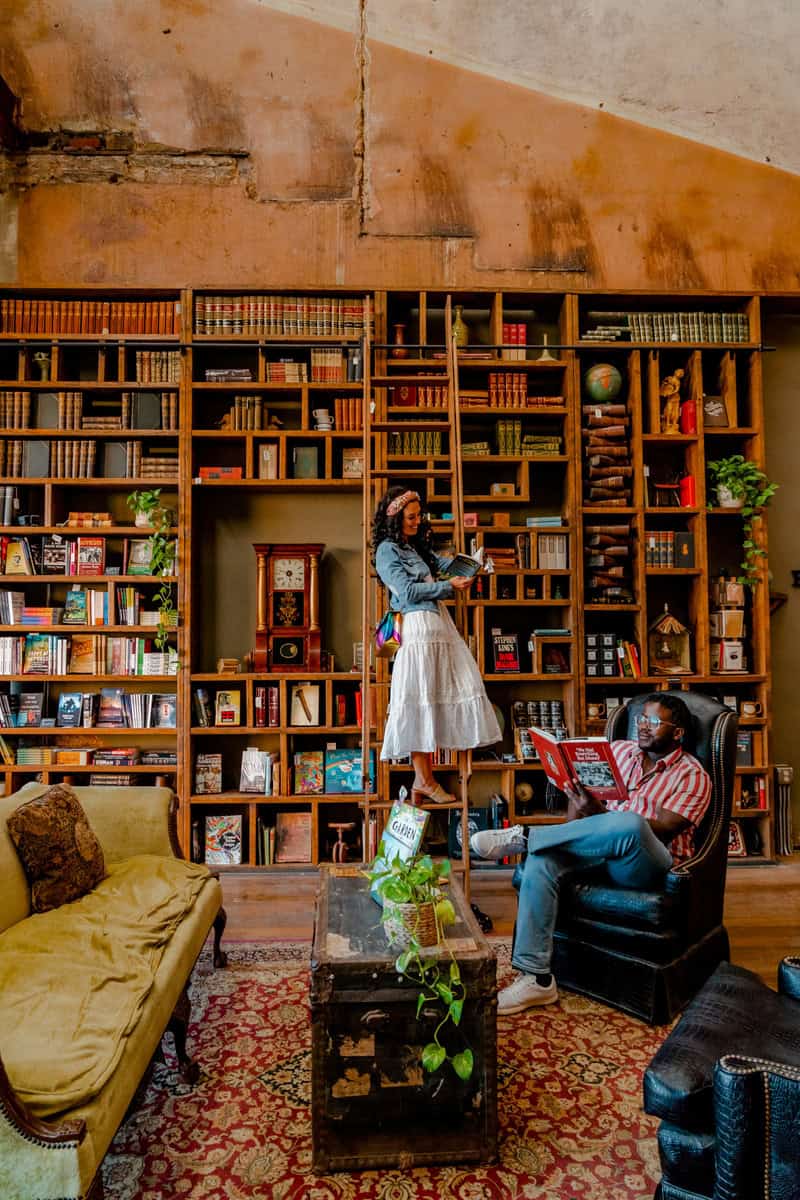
[637,714,678,729]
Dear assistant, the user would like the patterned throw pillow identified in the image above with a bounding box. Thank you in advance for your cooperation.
[7,784,105,912]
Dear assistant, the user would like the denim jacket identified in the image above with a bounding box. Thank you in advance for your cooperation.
[375,540,454,614]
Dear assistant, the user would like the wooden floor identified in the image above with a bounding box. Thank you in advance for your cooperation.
[219,854,800,988]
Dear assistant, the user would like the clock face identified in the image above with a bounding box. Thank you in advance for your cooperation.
[273,557,305,591]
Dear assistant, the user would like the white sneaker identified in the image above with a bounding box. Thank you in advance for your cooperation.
[497,973,558,1015]
[470,824,527,860]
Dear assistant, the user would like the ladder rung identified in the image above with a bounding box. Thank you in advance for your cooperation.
[371,375,449,384]
[371,421,451,432]
[370,469,453,478]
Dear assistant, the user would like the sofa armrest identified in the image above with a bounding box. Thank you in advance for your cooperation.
[0,1054,85,1146]
[77,786,182,863]
[778,956,800,1003]
[713,1054,800,1200]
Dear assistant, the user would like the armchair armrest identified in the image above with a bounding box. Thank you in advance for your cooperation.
[713,1054,800,1200]
[778,956,800,1004]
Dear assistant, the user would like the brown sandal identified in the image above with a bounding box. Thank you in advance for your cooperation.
[411,782,456,805]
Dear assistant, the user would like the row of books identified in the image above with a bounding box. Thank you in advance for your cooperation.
[584,632,641,678]
[197,811,315,866]
[388,383,448,408]
[194,752,284,795]
[488,373,530,408]
[193,684,368,729]
[581,310,750,344]
[0,438,175,480]
[135,351,181,383]
[193,294,369,337]
[0,633,177,675]
[2,534,174,578]
[332,396,363,431]
[310,349,347,383]
[387,430,443,457]
[220,395,266,430]
[46,689,177,728]
[644,530,696,567]
[500,323,529,361]
[0,298,181,336]
[293,749,375,795]
[0,392,32,429]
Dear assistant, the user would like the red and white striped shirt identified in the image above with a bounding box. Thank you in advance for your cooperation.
[608,740,711,863]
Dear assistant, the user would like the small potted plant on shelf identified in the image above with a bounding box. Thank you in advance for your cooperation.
[127,489,178,651]
[706,455,778,587]
[363,851,473,1081]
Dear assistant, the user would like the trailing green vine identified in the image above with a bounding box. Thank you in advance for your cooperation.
[707,456,778,588]
[126,489,178,653]
[364,852,474,1081]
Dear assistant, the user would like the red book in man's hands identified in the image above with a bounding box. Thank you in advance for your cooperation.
[527,727,628,806]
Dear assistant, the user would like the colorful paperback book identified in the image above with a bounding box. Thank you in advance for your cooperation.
[195,752,223,794]
[63,587,88,624]
[240,747,269,794]
[56,691,84,727]
[41,535,69,574]
[293,749,324,794]
[324,748,375,794]
[439,552,482,580]
[205,814,242,865]
[369,799,430,906]
[527,726,628,806]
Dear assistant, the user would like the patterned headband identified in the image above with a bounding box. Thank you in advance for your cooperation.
[387,490,420,518]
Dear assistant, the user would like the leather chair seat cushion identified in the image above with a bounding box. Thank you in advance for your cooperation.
[644,962,800,1131]
[554,916,682,962]
[512,863,682,931]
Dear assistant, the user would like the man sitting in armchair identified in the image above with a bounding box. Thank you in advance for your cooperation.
[471,693,711,1015]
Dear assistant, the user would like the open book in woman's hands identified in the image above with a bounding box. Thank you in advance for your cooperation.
[440,547,484,580]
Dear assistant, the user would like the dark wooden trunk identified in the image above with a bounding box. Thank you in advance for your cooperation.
[310,867,498,1172]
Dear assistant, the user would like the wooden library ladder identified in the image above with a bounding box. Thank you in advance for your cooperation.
[360,296,475,900]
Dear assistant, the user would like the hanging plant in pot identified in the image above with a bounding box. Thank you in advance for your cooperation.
[126,489,178,652]
[706,455,778,587]
[363,851,474,1081]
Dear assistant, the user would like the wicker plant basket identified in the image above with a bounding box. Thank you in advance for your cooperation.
[383,899,439,948]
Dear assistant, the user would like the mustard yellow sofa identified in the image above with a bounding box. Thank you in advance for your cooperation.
[0,783,226,1200]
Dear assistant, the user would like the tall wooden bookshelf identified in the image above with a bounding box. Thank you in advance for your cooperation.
[0,287,776,866]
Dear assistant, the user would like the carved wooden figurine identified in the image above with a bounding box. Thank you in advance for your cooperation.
[660,368,684,434]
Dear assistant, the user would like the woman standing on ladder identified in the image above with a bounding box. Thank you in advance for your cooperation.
[372,486,501,804]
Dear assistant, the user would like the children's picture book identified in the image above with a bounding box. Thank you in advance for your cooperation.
[527,726,628,806]
[324,748,375,794]
[274,811,312,863]
[205,814,242,865]
[195,752,223,794]
[56,691,84,727]
[293,749,324,794]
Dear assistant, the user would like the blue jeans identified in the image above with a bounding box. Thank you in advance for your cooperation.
[512,811,674,976]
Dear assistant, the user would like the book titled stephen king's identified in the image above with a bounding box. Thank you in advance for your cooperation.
[527,726,628,806]
[491,629,520,673]
[204,814,242,865]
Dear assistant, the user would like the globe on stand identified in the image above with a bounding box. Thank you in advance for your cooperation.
[584,362,623,402]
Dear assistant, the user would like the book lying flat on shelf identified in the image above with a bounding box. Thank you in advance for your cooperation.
[527,726,628,806]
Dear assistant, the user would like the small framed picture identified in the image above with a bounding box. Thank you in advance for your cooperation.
[727,820,747,858]
[722,695,738,712]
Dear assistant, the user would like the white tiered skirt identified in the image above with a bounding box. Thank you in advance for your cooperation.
[380,604,502,759]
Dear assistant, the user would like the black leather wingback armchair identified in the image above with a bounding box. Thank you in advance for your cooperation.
[644,956,800,1200]
[513,691,738,1023]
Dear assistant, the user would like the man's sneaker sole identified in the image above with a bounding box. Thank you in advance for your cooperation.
[498,987,558,1016]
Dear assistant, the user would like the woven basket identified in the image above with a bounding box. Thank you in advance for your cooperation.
[383,899,438,948]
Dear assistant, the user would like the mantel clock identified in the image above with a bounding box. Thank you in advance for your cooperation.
[253,543,324,671]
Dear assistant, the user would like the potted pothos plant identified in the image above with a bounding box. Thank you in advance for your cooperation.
[706,456,778,587]
[363,851,474,1081]
[126,489,178,652]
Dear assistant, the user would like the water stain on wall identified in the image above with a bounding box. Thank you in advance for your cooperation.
[526,183,599,276]
[642,217,707,289]
[184,72,247,150]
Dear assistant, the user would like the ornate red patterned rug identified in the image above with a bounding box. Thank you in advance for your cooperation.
[104,941,668,1199]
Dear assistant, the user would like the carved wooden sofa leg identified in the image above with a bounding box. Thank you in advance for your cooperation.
[213,905,228,968]
[166,987,200,1085]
